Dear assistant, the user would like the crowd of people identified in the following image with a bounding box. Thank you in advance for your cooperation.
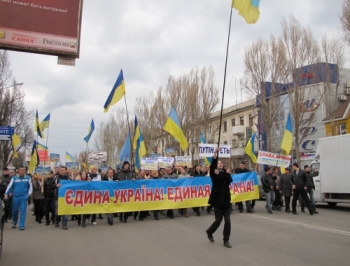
[0,159,318,233]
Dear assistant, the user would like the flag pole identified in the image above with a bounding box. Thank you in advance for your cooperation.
[217,6,233,161]
[124,94,134,167]
[43,127,50,167]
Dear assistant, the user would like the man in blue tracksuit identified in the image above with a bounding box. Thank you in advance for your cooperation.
[4,166,33,230]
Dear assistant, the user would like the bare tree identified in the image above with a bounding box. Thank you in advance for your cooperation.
[340,0,350,46]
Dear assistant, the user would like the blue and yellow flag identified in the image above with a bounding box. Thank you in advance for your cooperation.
[66,151,75,162]
[103,70,126,113]
[133,117,147,172]
[232,0,260,24]
[164,107,188,151]
[29,140,40,173]
[84,119,95,144]
[280,113,293,155]
[200,132,212,165]
[36,110,44,138]
[245,132,257,163]
[37,142,48,151]
[9,127,20,158]
[40,113,51,130]
[119,132,131,162]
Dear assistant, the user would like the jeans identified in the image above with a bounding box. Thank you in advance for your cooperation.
[206,206,231,241]
[308,189,315,211]
[265,191,275,212]
[12,195,28,229]
[55,200,68,227]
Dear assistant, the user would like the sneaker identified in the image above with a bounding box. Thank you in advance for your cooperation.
[20,228,25,231]
[92,222,97,225]
[11,224,16,229]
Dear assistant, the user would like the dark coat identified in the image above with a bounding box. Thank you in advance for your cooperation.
[306,172,315,190]
[192,170,204,177]
[208,157,232,208]
[118,170,134,181]
[54,174,71,200]
[44,177,56,198]
[260,173,273,193]
[279,173,293,197]
[32,179,44,200]
[291,169,308,189]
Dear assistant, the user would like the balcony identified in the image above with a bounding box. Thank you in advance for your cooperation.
[231,147,245,156]
[232,125,245,135]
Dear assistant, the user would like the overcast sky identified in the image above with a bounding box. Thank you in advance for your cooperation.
[6,0,349,163]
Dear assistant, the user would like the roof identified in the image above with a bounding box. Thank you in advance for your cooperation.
[323,97,350,122]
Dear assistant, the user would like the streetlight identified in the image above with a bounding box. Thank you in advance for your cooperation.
[1,82,24,91]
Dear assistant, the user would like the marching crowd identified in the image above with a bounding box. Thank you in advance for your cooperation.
[0,159,318,231]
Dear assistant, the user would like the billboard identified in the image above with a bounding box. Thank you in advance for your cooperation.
[0,0,83,58]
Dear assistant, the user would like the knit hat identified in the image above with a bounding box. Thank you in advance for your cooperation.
[122,161,130,169]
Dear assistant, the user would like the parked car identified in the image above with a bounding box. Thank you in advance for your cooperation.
[256,172,265,199]
[0,201,4,259]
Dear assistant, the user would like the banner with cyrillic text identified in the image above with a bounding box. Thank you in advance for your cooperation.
[257,150,292,167]
[198,144,231,158]
[58,172,259,215]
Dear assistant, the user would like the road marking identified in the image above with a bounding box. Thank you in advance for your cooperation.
[251,215,350,236]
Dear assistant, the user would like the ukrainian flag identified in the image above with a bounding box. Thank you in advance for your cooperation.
[133,117,147,173]
[232,0,260,24]
[200,132,212,165]
[37,142,48,151]
[66,151,75,162]
[9,127,21,158]
[280,112,293,154]
[84,119,95,144]
[36,110,44,138]
[164,107,188,151]
[103,69,126,113]
[40,113,51,130]
[245,132,257,163]
[29,140,40,173]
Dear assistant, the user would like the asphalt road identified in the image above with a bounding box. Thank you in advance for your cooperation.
[1,201,349,266]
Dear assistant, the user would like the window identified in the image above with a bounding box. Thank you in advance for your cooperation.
[240,116,244,125]
[224,141,227,144]
[337,123,347,135]
[223,121,227,132]
[232,118,236,126]
[232,139,237,148]
[249,116,254,127]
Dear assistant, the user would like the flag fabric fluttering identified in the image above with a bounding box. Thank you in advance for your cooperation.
[36,110,44,138]
[83,119,95,144]
[232,0,260,24]
[37,142,48,151]
[119,132,131,162]
[65,151,75,162]
[40,113,51,131]
[9,127,21,158]
[103,69,126,113]
[280,113,293,155]
[245,132,257,163]
[133,117,147,173]
[29,140,40,173]
[200,132,212,165]
[163,107,188,151]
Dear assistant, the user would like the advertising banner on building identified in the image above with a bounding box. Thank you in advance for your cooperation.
[157,157,174,168]
[141,158,158,171]
[198,144,231,158]
[257,150,292,167]
[0,0,83,58]
[175,156,192,168]
[58,172,259,215]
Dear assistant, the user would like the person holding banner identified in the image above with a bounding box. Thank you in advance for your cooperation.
[163,166,178,219]
[89,167,102,225]
[102,169,118,225]
[118,161,135,223]
[192,165,204,216]
[54,166,71,230]
[206,147,233,249]
[235,162,253,213]
[43,171,57,226]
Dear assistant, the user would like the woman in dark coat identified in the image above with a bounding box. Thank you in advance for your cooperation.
[206,147,233,248]
[279,167,293,213]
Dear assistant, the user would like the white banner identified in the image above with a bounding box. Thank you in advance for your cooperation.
[257,151,292,167]
[158,157,174,169]
[175,156,192,168]
[198,144,231,158]
[141,158,158,171]
[88,151,107,162]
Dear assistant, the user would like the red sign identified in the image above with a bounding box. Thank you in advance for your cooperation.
[301,72,314,79]
[0,0,83,58]
[38,150,49,162]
